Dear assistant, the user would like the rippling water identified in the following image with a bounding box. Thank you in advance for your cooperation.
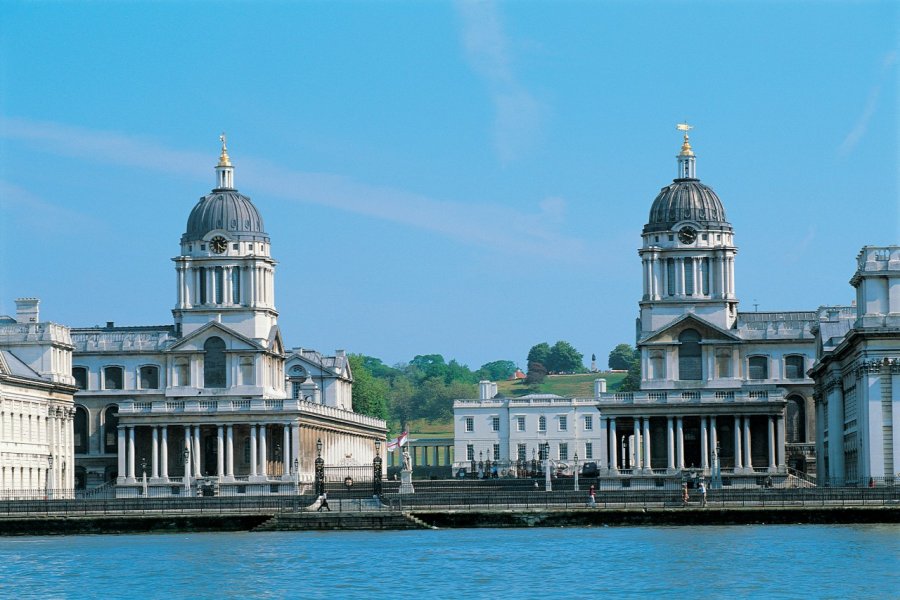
[0,524,897,599]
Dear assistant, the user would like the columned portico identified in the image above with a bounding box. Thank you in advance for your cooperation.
[641,417,651,473]
[743,416,753,473]
[676,417,684,470]
[608,418,618,473]
[734,415,743,472]
[666,417,675,472]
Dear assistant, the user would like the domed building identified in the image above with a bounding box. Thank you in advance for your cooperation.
[68,139,386,497]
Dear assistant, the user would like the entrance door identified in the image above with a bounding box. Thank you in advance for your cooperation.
[203,431,218,476]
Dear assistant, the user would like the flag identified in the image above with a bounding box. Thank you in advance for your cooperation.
[386,431,409,452]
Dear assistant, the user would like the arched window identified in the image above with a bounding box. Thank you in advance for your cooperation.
[103,406,118,454]
[649,350,665,379]
[139,365,159,389]
[678,329,702,380]
[72,366,87,390]
[785,355,805,379]
[538,416,547,432]
[786,396,806,443]
[103,366,123,390]
[204,337,226,388]
[748,356,769,380]
[74,406,88,454]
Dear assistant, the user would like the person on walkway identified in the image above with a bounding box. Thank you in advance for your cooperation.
[681,483,689,507]
[699,480,708,508]
[317,491,331,512]
[588,484,597,508]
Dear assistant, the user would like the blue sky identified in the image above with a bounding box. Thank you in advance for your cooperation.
[1,1,897,371]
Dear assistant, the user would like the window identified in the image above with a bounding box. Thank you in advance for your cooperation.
[785,355,805,379]
[174,358,190,387]
[203,336,226,388]
[667,259,676,295]
[516,416,525,432]
[240,356,254,385]
[517,444,527,462]
[291,382,302,399]
[559,416,567,431]
[538,416,547,432]
[72,367,87,390]
[716,348,733,378]
[585,442,593,460]
[584,415,593,431]
[139,365,159,389]
[493,444,500,461]
[491,416,500,432]
[465,417,474,433]
[466,444,474,461]
[539,443,549,460]
[231,268,241,304]
[748,356,768,380]
[786,396,806,443]
[678,329,702,380]
[701,257,710,295]
[74,406,88,454]
[199,267,207,304]
[559,443,568,461]
[103,366,123,390]
[684,258,694,295]
[650,350,665,380]
[103,406,118,453]
[232,243,239,250]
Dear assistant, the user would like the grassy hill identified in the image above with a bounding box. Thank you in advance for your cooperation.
[400,372,626,438]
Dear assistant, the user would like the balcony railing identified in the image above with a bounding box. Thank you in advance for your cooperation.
[594,388,784,405]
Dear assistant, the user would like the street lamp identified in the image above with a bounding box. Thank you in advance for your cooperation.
[531,448,537,477]
[373,439,383,497]
[47,455,54,500]
[574,451,580,492]
[478,450,484,479]
[314,438,325,496]
[183,448,191,494]
[141,458,148,498]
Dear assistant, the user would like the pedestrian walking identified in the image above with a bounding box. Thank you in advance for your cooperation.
[681,483,689,507]
[588,484,596,508]
[317,491,331,512]
[699,480,707,507]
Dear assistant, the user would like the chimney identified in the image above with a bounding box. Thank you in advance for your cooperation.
[594,378,607,398]
[106,321,115,329]
[15,298,40,323]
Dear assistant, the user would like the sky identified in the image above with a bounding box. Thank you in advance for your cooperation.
[0,1,897,371]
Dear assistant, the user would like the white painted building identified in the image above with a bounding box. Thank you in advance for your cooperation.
[811,246,900,485]
[69,140,386,497]
[0,299,76,497]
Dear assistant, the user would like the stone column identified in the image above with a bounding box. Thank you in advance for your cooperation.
[666,417,675,472]
[776,415,786,471]
[117,426,126,482]
[283,424,291,478]
[184,427,192,480]
[743,416,753,472]
[700,417,709,472]
[710,416,718,462]
[217,425,225,480]
[676,417,684,470]
[193,425,201,476]
[127,427,136,482]
[250,424,258,477]
[160,426,169,480]
[642,417,652,472]
[767,416,776,473]
[632,419,641,469]
[151,427,160,479]
[259,424,268,477]
[226,425,234,478]
[609,418,618,473]
[734,415,743,472]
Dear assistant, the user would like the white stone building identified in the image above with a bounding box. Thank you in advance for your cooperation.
[0,299,76,497]
[454,131,819,485]
[811,246,900,485]
[70,140,386,497]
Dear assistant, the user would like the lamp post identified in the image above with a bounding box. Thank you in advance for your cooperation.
[478,450,484,480]
[183,448,190,495]
[373,439,383,497]
[47,455,54,500]
[315,438,325,496]
[531,448,537,478]
[574,451,580,492]
[712,441,722,490]
[293,458,299,483]
[141,458,148,497]
[544,448,552,492]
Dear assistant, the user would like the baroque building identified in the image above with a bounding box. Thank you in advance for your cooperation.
[811,246,900,485]
[455,129,818,484]
[70,140,386,497]
[0,299,76,497]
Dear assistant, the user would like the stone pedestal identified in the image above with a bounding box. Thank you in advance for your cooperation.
[399,469,415,494]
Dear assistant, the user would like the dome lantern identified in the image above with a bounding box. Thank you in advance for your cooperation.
[676,123,696,180]
[215,133,234,190]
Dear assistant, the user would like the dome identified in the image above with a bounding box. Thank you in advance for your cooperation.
[182,190,269,243]
[643,178,731,234]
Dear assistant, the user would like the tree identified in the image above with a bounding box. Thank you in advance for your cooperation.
[348,354,389,420]
[389,376,416,430]
[526,342,551,368]
[525,360,547,384]
[547,340,584,373]
[608,343,637,370]
[409,354,448,380]
[619,355,642,392]
[477,360,517,381]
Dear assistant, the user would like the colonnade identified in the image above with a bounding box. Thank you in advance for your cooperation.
[641,250,735,301]
[603,414,785,475]
[175,261,275,310]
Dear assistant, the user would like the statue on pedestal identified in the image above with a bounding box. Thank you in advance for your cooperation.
[402,448,412,472]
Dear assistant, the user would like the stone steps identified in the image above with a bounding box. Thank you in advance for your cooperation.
[254,511,427,531]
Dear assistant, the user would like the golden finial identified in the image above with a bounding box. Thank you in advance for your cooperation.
[217,132,232,167]
[676,122,694,156]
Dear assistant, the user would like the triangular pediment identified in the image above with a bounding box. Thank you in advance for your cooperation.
[640,313,741,345]
[167,321,263,353]
[266,326,285,355]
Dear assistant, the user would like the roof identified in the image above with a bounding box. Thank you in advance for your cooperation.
[0,349,44,380]
[182,189,269,243]
[644,179,731,233]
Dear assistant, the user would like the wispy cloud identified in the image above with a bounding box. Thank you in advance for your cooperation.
[840,50,897,155]
[0,117,583,259]
[456,0,540,163]
[0,179,98,232]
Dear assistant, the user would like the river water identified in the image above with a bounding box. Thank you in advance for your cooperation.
[0,524,897,599]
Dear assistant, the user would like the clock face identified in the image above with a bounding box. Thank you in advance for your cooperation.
[210,236,228,254]
[678,226,697,244]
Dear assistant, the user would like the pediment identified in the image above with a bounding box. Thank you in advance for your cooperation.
[167,321,263,353]
[640,313,741,345]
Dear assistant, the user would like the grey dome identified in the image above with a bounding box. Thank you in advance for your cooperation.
[182,190,269,242]
[643,178,731,233]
